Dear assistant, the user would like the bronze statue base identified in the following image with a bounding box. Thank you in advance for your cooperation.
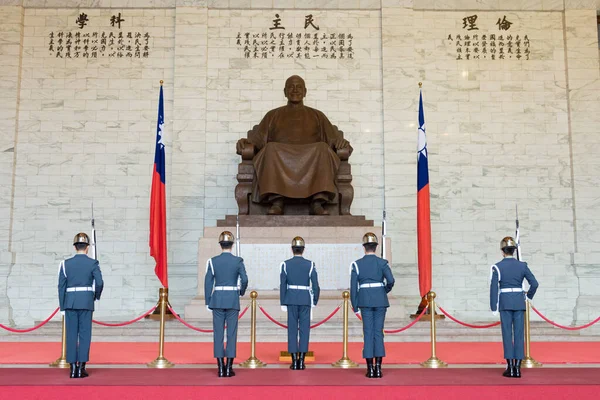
[217,215,374,227]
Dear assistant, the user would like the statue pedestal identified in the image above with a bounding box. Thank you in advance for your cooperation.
[184,217,391,320]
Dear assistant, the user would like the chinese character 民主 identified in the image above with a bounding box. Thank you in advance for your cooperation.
[304,14,319,30]
[269,13,285,30]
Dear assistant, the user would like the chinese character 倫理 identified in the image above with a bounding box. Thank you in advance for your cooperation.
[496,15,512,30]
[76,13,89,29]
[111,13,125,29]
[462,15,479,31]
[269,14,285,30]
[304,14,319,30]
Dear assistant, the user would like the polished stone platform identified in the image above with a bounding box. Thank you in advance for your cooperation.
[217,215,375,227]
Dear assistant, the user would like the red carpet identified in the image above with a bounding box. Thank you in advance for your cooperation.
[1,341,600,364]
[1,368,599,400]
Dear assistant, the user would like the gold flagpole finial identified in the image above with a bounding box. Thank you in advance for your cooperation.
[160,80,164,85]
[418,82,422,88]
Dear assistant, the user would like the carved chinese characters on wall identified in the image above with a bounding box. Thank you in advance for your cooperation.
[236,13,354,60]
[448,14,531,61]
[47,12,151,59]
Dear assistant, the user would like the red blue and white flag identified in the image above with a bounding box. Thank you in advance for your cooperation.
[149,84,168,288]
[417,90,432,297]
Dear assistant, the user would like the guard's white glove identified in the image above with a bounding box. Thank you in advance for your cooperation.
[206,305,212,313]
[354,309,361,317]
[492,311,498,317]
[60,311,65,317]
[526,297,533,305]
[281,306,287,312]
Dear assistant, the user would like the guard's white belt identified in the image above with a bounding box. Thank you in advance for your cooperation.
[287,285,310,290]
[214,286,239,291]
[500,288,524,293]
[66,287,93,292]
[359,282,384,288]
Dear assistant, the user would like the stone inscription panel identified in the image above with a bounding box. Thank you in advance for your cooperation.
[240,243,365,290]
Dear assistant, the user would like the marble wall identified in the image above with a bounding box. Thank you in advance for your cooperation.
[0,0,598,326]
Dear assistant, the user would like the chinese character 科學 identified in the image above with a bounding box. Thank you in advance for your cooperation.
[110,13,125,29]
[76,13,89,29]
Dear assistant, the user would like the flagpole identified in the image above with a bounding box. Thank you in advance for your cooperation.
[413,82,429,318]
[147,79,173,321]
[91,201,97,261]
[515,204,541,368]
[412,82,442,321]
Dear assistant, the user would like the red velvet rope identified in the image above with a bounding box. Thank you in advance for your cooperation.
[384,305,428,333]
[0,307,60,333]
[354,306,429,334]
[437,305,501,329]
[531,306,600,331]
[258,305,341,329]
[92,306,157,327]
[168,305,249,333]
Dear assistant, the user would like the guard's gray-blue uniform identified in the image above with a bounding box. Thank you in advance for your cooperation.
[350,254,395,359]
[280,256,320,353]
[490,256,538,359]
[58,254,104,364]
[205,252,249,358]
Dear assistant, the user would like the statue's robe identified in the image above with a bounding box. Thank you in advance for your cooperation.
[249,105,347,203]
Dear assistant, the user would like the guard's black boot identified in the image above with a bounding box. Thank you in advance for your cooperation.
[69,363,78,379]
[365,358,374,378]
[298,352,306,370]
[513,359,522,378]
[225,358,235,377]
[217,358,225,377]
[502,359,514,377]
[374,357,383,378]
[77,362,88,378]
[290,353,298,370]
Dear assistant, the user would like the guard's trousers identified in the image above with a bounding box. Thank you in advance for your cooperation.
[287,305,311,353]
[212,308,239,358]
[500,310,525,359]
[65,309,93,363]
[361,307,387,358]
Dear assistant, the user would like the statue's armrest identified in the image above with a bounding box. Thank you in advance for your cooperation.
[237,142,256,160]
[336,146,352,161]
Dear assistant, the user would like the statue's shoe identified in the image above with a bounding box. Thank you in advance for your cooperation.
[267,204,284,215]
[310,202,330,215]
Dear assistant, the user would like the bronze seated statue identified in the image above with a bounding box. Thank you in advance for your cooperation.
[235,75,354,216]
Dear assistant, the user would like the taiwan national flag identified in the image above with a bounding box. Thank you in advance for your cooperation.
[149,84,168,288]
[417,90,431,298]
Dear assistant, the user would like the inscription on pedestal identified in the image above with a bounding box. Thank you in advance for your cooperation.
[240,243,364,290]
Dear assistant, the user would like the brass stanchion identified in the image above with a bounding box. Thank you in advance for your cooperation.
[240,291,266,368]
[147,288,175,368]
[421,291,448,368]
[522,300,542,368]
[332,291,358,368]
[49,315,69,368]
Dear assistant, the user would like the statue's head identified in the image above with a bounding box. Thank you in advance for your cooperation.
[284,75,306,104]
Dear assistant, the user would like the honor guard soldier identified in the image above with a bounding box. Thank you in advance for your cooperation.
[490,236,539,378]
[205,231,249,378]
[57,232,104,379]
[350,232,395,378]
[279,236,320,370]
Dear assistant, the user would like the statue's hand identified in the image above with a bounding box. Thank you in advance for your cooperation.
[334,138,350,150]
[236,138,250,154]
